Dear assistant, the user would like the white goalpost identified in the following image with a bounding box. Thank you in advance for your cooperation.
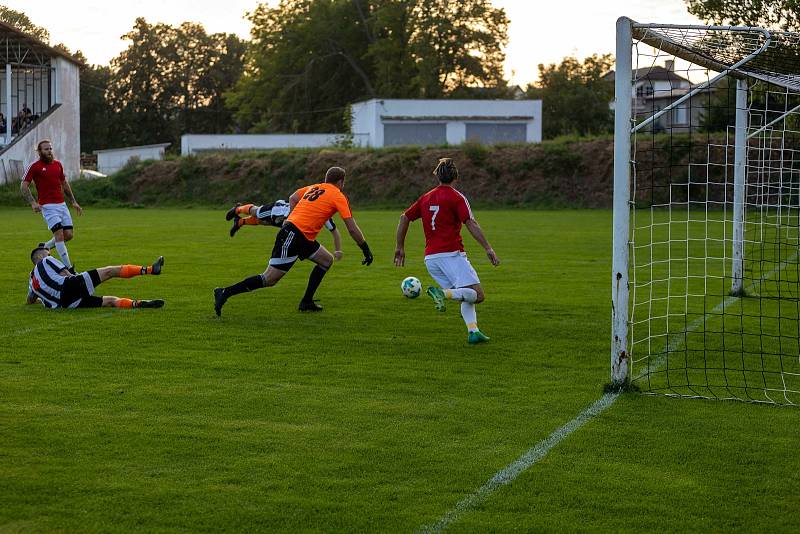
[612,17,800,404]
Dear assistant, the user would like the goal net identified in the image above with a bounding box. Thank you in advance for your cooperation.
[611,18,800,404]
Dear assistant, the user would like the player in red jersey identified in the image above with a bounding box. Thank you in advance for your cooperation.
[394,158,500,344]
[20,139,82,271]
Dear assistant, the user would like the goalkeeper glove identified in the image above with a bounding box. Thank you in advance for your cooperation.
[359,241,373,266]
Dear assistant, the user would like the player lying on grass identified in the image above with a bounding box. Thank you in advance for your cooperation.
[394,157,500,344]
[225,199,343,261]
[214,166,373,315]
[27,245,165,309]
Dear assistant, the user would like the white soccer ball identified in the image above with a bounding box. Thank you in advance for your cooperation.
[401,276,422,299]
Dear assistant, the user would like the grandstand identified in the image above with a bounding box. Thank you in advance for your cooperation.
[0,20,80,184]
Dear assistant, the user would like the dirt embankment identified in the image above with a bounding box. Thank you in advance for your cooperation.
[76,139,621,208]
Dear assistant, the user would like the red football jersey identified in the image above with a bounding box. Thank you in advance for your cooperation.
[404,185,474,256]
[22,159,66,205]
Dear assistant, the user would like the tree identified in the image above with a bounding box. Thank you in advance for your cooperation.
[227,0,509,133]
[80,62,113,153]
[106,18,245,148]
[527,54,614,139]
[0,5,49,42]
[686,0,800,30]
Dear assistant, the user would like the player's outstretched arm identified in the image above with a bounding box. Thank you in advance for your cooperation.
[331,227,343,260]
[394,214,411,267]
[20,181,40,212]
[26,289,39,305]
[343,217,373,266]
[465,218,500,266]
[288,192,300,212]
[62,180,82,215]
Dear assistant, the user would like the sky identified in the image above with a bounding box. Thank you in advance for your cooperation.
[1,0,704,86]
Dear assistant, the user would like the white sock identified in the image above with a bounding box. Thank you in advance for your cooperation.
[460,301,479,332]
[44,238,56,249]
[54,240,72,268]
[445,288,477,303]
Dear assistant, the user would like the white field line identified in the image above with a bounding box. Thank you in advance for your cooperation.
[421,254,797,533]
[4,312,114,337]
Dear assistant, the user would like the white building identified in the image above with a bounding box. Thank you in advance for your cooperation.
[0,21,81,184]
[350,98,542,147]
[180,99,542,155]
[94,143,171,175]
[181,134,343,156]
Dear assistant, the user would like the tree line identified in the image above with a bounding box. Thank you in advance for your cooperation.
[74,0,622,151]
[8,0,777,152]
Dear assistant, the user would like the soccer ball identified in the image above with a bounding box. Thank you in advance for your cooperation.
[401,276,422,299]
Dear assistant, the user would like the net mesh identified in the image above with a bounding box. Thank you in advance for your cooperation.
[627,23,800,404]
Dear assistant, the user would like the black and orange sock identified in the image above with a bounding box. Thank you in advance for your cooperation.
[242,217,259,226]
[120,264,154,278]
[236,203,255,216]
[115,297,134,308]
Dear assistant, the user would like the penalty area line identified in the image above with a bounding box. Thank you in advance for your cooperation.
[421,255,796,533]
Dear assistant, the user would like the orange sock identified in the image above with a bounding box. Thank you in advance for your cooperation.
[120,265,150,278]
[236,203,255,216]
[242,217,259,226]
[115,298,134,308]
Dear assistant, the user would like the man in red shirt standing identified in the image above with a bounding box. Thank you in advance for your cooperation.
[394,158,500,344]
[20,139,82,271]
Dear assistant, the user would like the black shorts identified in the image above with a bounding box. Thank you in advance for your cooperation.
[60,269,103,308]
[269,223,321,272]
[49,222,74,232]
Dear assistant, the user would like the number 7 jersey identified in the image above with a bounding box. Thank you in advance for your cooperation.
[404,185,474,257]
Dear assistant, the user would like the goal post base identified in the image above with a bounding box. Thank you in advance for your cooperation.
[603,381,641,394]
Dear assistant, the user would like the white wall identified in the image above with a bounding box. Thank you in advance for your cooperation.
[181,134,344,155]
[95,144,170,175]
[350,99,542,147]
[0,57,80,184]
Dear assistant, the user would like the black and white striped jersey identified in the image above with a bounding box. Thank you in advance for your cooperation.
[29,256,69,308]
[256,200,336,231]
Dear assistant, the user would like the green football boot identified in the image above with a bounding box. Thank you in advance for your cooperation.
[467,330,490,344]
[426,286,446,312]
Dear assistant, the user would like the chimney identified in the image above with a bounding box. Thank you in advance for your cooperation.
[665,60,674,72]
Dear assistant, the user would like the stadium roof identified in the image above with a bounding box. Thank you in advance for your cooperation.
[0,20,82,66]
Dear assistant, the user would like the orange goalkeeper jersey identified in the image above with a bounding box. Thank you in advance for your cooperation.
[287,183,352,240]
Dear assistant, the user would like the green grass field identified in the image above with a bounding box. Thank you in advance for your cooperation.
[2,208,800,531]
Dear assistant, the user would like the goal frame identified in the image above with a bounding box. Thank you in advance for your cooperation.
[610,17,799,386]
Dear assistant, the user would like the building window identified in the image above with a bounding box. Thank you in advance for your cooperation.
[636,84,654,97]
[465,123,527,144]
[672,105,688,125]
[383,123,446,146]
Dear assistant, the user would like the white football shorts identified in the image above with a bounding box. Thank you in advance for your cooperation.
[41,202,73,231]
[424,252,480,289]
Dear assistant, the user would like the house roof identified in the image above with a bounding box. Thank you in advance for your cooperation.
[603,66,690,84]
[0,20,83,66]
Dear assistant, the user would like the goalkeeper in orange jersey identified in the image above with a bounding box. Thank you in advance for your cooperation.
[214,167,372,315]
[225,199,343,261]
